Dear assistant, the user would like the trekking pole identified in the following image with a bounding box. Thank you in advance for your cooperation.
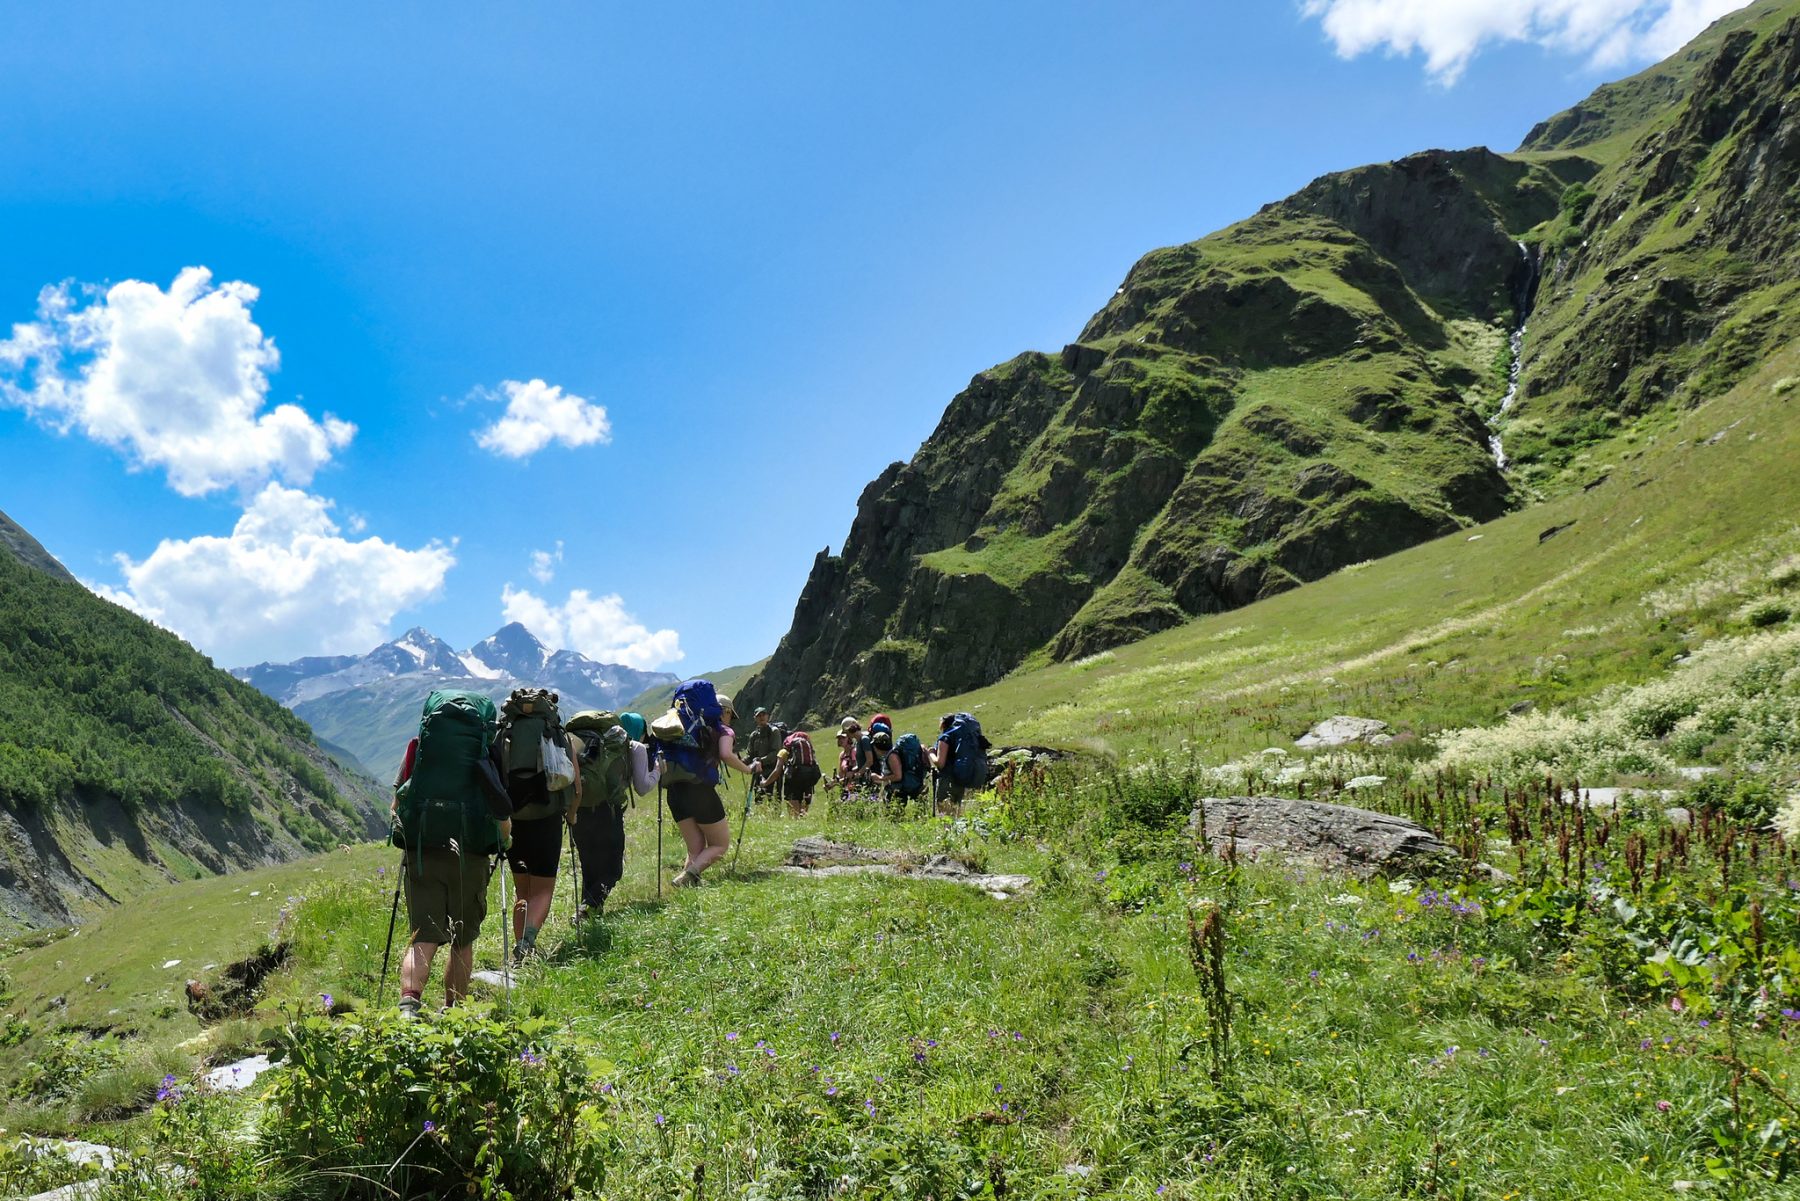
[569,832,580,927]
[656,780,665,899]
[376,857,402,1008]
[499,858,512,999]
[731,771,752,872]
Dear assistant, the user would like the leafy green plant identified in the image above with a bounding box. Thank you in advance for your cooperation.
[260,1004,606,1199]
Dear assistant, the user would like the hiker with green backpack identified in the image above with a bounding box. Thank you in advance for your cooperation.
[389,689,514,1016]
[496,688,583,961]
[565,709,662,919]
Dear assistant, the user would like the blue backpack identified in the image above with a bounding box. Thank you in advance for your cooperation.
[894,733,927,796]
[656,680,725,784]
[943,713,988,787]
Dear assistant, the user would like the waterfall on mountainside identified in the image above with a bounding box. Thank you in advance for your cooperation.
[1488,242,1541,471]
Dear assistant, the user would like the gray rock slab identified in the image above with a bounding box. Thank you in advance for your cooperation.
[471,969,518,990]
[783,839,1030,898]
[202,1054,275,1093]
[1186,797,1463,880]
[1674,766,1722,782]
[1295,717,1390,749]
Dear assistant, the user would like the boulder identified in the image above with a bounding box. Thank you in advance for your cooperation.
[783,838,1031,900]
[1185,796,1463,880]
[1295,716,1390,748]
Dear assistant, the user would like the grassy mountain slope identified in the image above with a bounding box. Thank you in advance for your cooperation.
[1504,0,1800,488]
[0,520,385,935]
[622,657,769,720]
[860,338,1799,771]
[746,2,1800,728]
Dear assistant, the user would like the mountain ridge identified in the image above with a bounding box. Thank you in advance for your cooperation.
[0,509,385,934]
[236,622,680,782]
[743,0,1800,727]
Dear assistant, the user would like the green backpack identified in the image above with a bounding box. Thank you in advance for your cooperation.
[500,688,571,820]
[392,689,502,866]
[566,710,630,810]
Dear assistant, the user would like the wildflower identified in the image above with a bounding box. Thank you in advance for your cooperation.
[519,1050,542,1065]
[600,1082,614,1094]
[1095,870,1108,882]
[830,1031,841,1044]
[1640,1038,1653,1051]
[725,1064,739,1076]
[1782,1008,1800,1021]
[654,1113,666,1127]
[1670,997,1685,1013]
[726,1032,740,1042]
[826,1086,838,1096]
[1656,1100,1672,1113]
[1309,970,1320,980]
[423,1120,436,1133]
[321,992,333,1010]
[1698,1020,1710,1029]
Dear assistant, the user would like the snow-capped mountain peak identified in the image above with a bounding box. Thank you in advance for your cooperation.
[465,621,553,679]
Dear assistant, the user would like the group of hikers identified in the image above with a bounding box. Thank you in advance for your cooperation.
[385,680,992,1015]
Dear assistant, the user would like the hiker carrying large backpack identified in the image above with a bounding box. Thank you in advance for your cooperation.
[648,681,758,887]
[772,728,822,816]
[932,711,992,811]
[891,731,928,802]
[564,711,628,919]
[388,689,514,1015]
[497,688,581,960]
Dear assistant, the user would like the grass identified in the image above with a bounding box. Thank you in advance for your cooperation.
[16,773,1795,1196]
[853,339,1800,773]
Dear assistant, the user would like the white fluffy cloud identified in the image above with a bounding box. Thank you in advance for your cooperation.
[0,267,355,497]
[474,378,611,459]
[529,541,564,584]
[1300,0,1748,82]
[101,483,455,666]
[500,584,683,670]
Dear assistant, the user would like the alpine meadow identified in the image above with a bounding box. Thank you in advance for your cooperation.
[1,3,1800,1200]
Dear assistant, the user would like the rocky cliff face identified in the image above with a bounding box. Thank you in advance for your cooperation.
[745,1,1800,727]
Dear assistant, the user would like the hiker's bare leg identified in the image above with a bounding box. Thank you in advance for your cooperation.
[690,818,730,874]
[401,941,436,995]
[512,871,530,940]
[444,944,474,1005]
[676,817,705,870]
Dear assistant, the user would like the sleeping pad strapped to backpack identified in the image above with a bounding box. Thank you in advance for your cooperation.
[500,688,570,820]
[652,680,724,785]
[392,689,502,865]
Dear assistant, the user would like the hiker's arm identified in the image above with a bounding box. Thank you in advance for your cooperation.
[629,741,658,795]
[716,729,756,775]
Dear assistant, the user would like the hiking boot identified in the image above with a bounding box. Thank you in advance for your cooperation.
[398,994,423,1020]
[670,869,700,889]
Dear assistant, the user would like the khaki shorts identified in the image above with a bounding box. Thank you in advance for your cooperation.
[403,848,491,948]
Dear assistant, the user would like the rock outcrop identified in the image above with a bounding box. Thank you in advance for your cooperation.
[1185,797,1462,880]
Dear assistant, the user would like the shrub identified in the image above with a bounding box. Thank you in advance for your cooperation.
[1746,600,1791,628]
[261,1005,606,1199]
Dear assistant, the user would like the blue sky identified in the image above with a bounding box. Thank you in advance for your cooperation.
[0,1,1747,672]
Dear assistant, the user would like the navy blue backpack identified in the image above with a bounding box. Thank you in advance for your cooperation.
[942,713,988,787]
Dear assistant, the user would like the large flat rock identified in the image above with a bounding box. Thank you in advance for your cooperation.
[783,838,1031,899]
[1186,796,1461,880]
[1295,716,1391,748]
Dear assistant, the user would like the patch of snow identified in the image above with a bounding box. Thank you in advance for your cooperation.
[471,968,517,990]
[457,653,503,680]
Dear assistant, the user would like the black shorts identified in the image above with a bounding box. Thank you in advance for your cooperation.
[665,780,727,825]
[781,762,822,799]
[506,814,565,877]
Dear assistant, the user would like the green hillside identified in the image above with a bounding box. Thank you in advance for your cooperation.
[0,513,384,934]
[746,0,1800,728]
[622,657,770,722]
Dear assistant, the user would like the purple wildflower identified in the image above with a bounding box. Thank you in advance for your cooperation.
[423,1120,436,1133]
